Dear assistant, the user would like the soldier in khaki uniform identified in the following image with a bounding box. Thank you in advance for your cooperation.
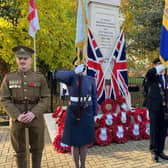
[0,45,50,168]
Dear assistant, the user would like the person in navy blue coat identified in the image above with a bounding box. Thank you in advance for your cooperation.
[144,61,168,162]
[53,57,97,168]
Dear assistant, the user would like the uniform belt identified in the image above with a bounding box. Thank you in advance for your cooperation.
[70,96,91,102]
[13,99,39,104]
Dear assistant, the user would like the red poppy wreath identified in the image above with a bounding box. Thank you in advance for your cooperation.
[53,135,71,153]
[129,122,143,140]
[58,123,64,135]
[117,110,131,127]
[88,142,94,148]
[136,108,149,122]
[142,121,150,139]
[113,125,128,143]
[95,116,106,128]
[56,109,66,126]
[52,105,63,118]
[133,108,148,123]
[101,98,117,114]
[95,127,112,146]
[103,113,117,129]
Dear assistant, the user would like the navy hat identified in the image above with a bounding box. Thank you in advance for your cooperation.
[72,56,77,65]
[153,58,160,64]
[12,45,34,58]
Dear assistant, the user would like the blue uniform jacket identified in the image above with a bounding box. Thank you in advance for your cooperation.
[53,70,97,116]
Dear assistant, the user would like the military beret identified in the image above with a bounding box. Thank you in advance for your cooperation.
[153,58,160,65]
[12,45,34,58]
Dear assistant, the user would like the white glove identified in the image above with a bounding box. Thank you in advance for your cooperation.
[155,64,166,74]
[74,64,84,74]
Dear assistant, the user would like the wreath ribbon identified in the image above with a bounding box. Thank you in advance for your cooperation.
[113,125,128,143]
[117,110,131,127]
[129,123,143,140]
[103,113,116,129]
[95,127,112,146]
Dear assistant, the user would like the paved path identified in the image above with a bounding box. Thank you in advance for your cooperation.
[1,125,168,168]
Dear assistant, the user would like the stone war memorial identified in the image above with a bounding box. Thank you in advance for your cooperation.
[45,0,150,152]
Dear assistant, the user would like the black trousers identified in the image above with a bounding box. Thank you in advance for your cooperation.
[149,110,167,154]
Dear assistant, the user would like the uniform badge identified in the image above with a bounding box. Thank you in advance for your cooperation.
[9,80,21,88]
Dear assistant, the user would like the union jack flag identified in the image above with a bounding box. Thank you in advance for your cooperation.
[87,28,105,104]
[110,30,128,100]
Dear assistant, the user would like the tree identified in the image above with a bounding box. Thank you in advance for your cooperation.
[36,0,77,70]
[0,0,22,25]
[0,0,25,71]
[0,0,77,72]
[121,0,165,75]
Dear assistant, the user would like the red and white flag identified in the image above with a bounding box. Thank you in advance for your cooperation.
[29,0,40,38]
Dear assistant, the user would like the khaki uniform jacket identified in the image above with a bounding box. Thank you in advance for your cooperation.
[0,70,50,122]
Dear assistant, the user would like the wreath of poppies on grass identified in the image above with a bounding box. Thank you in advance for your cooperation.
[95,127,113,146]
[101,98,117,114]
[53,135,71,153]
[113,125,128,143]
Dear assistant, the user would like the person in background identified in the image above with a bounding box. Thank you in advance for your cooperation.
[0,45,50,168]
[143,58,161,98]
[143,57,168,162]
[52,57,97,168]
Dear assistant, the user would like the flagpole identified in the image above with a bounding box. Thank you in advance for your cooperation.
[34,0,37,72]
[75,0,88,64]
[81,0,88,63]
[33,35,37,72]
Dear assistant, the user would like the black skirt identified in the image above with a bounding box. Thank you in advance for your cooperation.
[62,105,95,146]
